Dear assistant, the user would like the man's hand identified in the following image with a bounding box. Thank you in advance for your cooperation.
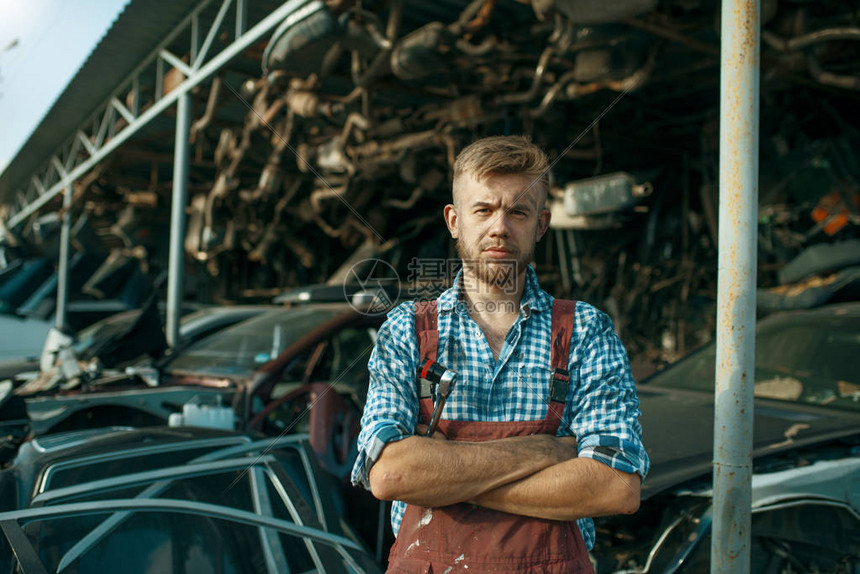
[368,433,578,507]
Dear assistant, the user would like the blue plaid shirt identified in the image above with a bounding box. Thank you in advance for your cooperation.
[351,266,649,550]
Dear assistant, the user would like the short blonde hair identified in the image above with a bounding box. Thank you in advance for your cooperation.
[453,135,550,203]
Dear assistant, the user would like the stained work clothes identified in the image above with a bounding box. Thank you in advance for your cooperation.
[352,265,649,551]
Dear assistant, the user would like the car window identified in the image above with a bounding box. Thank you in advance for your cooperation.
[166,307,343,378]
[35,507,274,573]
[798,322,860,383]
[270,326,376,401]
[73,310,142,356]
[645,344,716,392]
[754,324,818,375]
[259,325,376,438]
[645,312,860,412]
[310,326,376,402]
[19,443,358,573]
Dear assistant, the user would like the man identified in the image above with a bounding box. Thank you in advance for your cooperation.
[352,135,649,573]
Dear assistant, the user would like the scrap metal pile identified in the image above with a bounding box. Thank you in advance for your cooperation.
[3,0,860,372]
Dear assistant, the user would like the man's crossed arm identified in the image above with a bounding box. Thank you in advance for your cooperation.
[368,432,640,521]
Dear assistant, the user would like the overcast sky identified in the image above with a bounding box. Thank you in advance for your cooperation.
[0,0,129,174]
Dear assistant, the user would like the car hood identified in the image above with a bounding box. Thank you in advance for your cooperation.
[638,385,860,499]
[0,315,52,361]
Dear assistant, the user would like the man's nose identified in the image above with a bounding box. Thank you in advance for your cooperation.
[487,212,510,237]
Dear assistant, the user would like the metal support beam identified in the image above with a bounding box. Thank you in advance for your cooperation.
[76,131,98,157]
[712,1,760,572]
[94,104,114,148]
[166,93,192,348]
[195,0,233,70]
[155,57,165,103]
[131,76,141,116]
[111,97,137,125]
[4,0,321,230]
[31,176,46,196]
[236,0,248,37]
[65,137,81,173]
[191,12,200,62]
[159,49,193,78]
[55,185,72,330]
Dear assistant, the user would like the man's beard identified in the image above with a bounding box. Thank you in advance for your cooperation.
[455,239,533,292]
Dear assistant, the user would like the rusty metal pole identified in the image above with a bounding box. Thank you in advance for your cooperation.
[166,92,192,347]
[712,0,760,572]
[55,185,72,330]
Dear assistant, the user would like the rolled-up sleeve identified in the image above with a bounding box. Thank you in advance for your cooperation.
[567,304,650,480]
[351,302,421,489]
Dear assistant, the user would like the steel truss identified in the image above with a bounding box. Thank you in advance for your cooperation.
[1,0,320,232]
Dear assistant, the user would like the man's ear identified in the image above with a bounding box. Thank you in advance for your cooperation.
[536,208,551,241]
[444,204,459,239]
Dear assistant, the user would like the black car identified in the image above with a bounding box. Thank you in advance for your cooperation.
[0,427,381,573]
[593,303,860,572]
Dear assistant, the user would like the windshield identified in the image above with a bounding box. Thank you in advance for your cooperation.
[646,312,860,413]
[166,306,345,378]
[73,310,143,357]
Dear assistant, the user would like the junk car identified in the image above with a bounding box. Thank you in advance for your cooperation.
[593,302,860,572]
[0,426,381,573]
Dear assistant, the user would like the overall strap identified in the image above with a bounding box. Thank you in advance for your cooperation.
[414,300,438,425]
[547,299,577,429]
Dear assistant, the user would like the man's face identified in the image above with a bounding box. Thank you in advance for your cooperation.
[444,172,551,289]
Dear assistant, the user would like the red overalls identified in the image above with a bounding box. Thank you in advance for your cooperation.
[386,300,594,574]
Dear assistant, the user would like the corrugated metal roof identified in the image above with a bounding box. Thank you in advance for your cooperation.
[0,0,205,203]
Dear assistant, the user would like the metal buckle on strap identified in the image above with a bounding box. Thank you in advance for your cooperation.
[418,376,433,399]
[549,368,570,403]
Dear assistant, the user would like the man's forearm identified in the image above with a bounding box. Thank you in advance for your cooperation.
[368,434,577,507]
[469,458,641,521]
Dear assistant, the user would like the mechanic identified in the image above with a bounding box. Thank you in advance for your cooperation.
[352,135,649,573]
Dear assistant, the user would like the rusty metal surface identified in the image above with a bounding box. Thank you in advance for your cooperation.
[713,0,760,570]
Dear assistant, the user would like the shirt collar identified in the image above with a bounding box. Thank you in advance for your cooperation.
[436,265,552,314]
[521,265,552,313]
